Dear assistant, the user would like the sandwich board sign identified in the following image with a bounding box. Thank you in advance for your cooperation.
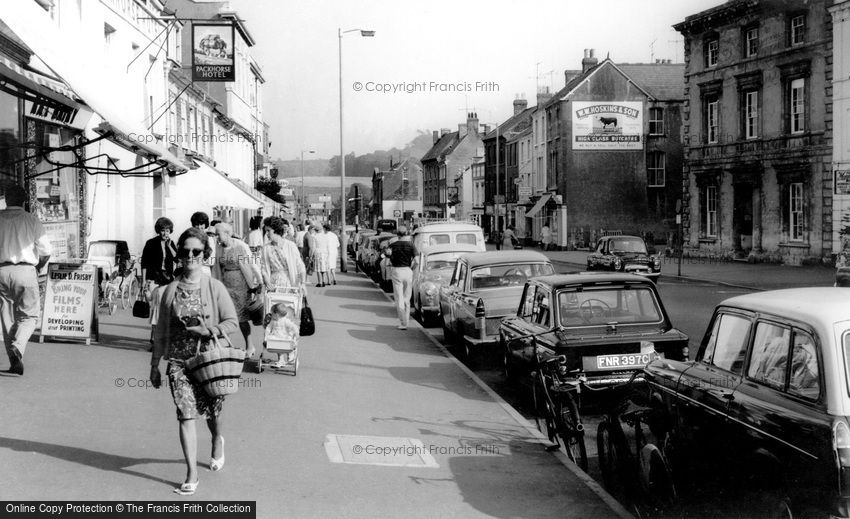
[40,262,98,344]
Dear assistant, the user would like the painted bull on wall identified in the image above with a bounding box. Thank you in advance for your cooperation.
[599,116,618,128]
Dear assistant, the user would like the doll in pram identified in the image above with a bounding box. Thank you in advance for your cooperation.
[257,286,302,375]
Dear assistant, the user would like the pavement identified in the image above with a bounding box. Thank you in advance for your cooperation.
[488,244,836,291]
[0,268,631,519]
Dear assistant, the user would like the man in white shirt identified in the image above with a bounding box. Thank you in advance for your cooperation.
[0,185,52,376]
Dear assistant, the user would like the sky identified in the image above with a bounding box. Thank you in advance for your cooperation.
[230,0,725,161]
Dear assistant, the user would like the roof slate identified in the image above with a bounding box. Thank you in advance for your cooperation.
[616,63,685,100]
[421,131,460,162]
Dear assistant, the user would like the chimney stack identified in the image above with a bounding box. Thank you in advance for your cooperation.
[432,130,439,144]
[441,128,451,137]
[458,123,467,138]
[513,93,528,115]
[467,111,479,136]
[537,87,553,107]
[564,69,581,86]
[581,48,598,73]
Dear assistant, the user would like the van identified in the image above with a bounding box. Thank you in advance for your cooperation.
[411,222,485,254]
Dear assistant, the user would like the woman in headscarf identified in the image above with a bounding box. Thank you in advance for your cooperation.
[211,222,262,358]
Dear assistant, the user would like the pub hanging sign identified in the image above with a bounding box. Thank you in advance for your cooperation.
[192,23,236,82]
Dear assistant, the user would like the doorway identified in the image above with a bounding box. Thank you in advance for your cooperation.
[733,184,753,256]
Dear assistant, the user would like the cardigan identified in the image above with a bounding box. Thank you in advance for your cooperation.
[151,274,239,365]
[141,236,177,284]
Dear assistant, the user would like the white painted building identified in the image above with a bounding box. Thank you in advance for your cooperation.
[832,1,850,256]
[2,0,188,257]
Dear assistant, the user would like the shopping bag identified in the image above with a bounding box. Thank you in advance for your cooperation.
[299,296,315,336]
[184,334,246,397]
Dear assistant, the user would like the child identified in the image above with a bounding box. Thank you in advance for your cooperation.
[267,302,299,368]
[268,302,299,339]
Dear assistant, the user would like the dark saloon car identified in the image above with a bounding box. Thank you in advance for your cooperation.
[586,235,660,281]
[634,288,850,517]
[500,273,688,387]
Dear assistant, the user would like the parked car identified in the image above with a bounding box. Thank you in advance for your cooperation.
[351,228,376,257]
[376,218,398,234]
[616,288,850,517]
[355,231,378,267]
[411,244,481,326]
[500,273,688,387]
[363,234,395,278]
[586,235,661,281]
[412,222,485,255]
[439,250,554,359]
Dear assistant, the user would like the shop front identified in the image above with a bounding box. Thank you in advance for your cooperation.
[0,50,92,261]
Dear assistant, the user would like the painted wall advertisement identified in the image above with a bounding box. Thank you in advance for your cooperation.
[572,101,643,150]
[192,23,235,82]
[41,263,96,340]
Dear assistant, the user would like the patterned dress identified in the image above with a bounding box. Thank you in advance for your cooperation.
[219,242,251,322]
[166,281,224,420]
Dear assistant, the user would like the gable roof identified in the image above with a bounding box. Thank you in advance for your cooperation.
[482,106,535,141]
[381,158,420,201]
[616,63,685,100]
[421,131,459,162]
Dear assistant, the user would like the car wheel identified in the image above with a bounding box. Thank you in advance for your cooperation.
[441,318,455,345]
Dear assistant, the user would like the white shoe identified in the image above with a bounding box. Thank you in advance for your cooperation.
[397,325,407,330]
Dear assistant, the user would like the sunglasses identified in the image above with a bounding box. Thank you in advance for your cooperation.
[178,247,205,258]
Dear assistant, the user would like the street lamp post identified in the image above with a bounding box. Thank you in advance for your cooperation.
[338,27,375,273]
[300,149,314,222]
[401,166,407,227]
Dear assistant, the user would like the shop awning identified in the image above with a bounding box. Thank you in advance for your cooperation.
[94,122,191,174]
[0,55,77,106]
[188,159,264,210]
[0,4,188,174]
[525,193,552,218]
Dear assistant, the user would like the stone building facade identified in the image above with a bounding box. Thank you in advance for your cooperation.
[675,0,833,264]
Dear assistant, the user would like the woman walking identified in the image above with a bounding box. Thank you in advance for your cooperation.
[324,223,340,285]
[261,217,306,290]
[141,217,178,346]
[212,222,262,359]
[149,227,239,496]
[311,224,330,287]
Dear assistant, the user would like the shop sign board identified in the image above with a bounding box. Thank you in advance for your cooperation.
[310,203,325,209]
[835,169,850,195]
[40,262,97,343]
[572,101,643,150]
[192,23,236,81]
[24,100,93,131]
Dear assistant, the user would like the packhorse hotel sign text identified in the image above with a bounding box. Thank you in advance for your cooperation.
[192,23,236,82]
[572,101,643,150]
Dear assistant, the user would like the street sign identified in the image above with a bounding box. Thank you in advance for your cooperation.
[281,188,294,196]
[310,203,325,209]
[393,210,401,217]
[518,187,532,197]
[836,170,850,195]
[319,195,332,203]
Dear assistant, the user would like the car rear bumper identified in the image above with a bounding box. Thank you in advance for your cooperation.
[465,334,499,347]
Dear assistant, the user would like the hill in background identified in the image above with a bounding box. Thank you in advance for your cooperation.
[272,131,435,179]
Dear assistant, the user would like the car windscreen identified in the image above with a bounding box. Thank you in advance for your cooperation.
[557,286,663,326]
[609,238,648,254]
[470,263,555,290]
[425,252,463,271]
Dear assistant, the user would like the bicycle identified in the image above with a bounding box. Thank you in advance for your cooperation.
[531,341,588,471]
[118,260,140,310]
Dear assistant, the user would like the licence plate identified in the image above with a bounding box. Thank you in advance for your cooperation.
[593,353,652,370]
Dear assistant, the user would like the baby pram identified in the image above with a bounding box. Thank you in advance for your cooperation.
[257,286,303,375]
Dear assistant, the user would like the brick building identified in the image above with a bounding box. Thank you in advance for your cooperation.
[675,0,833,264]
[421,113,483,218]
[483,98,533,240]
[542,50,685,249]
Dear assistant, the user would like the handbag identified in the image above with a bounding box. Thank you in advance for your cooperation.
[132,291,150,319]
[247,288,265,326]
[184,333,246,397]
[299,295,315,336]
